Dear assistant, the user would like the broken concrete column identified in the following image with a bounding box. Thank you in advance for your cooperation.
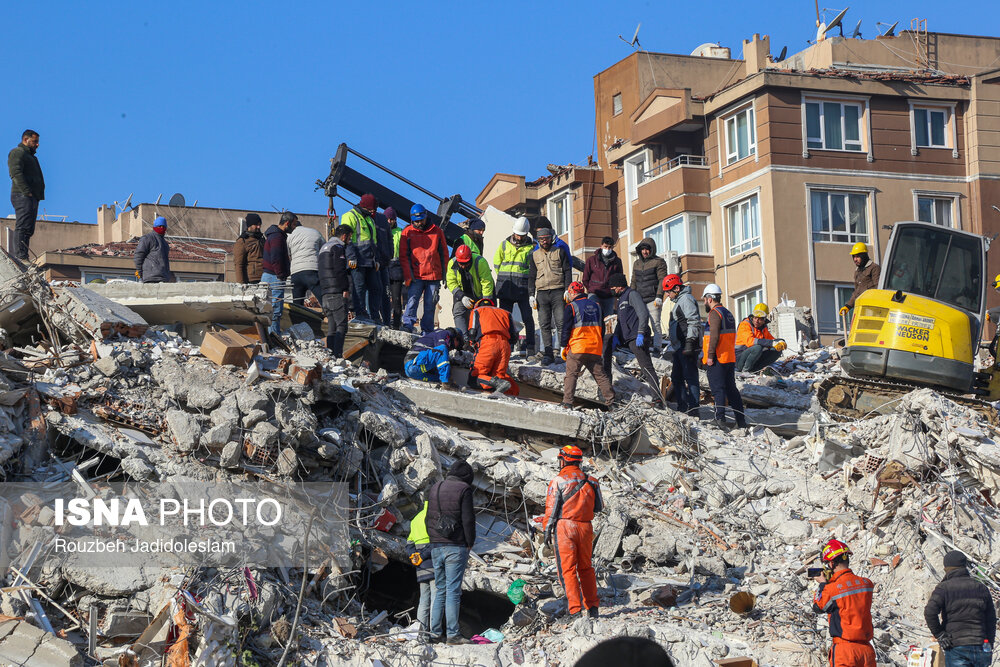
[165,409,200,452]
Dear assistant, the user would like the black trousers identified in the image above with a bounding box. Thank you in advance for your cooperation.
[389,279,404,329]
[499,296,535,353]
[706,361,747,427]
[602,338,661,403]
[671,350,700,414]
[10,193,37,260]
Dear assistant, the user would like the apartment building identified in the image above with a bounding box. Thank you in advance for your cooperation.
[479,29,1000,341]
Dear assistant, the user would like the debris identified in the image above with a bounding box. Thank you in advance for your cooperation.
[200,327,259,368]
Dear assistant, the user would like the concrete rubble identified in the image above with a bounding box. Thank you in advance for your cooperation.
[0,260,993,665]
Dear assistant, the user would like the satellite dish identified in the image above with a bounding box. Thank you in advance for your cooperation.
[823,7,849,36]
[880,20,898,36]
[168,193,186,207]
[618,22,641,48]
[691,42,719,56]
[777,45,788,61]
[851,19,862,38]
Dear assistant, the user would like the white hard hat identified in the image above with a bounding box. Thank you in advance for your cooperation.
[513,217,530,236]
[702,283,723,299]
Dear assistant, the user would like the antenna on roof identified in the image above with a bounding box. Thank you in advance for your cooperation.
[851,19,862,38]
[168,193,186,207]
[877,20,898,36]
[618,23,641,49]
[155,193,163,205]
[823,7,849,37]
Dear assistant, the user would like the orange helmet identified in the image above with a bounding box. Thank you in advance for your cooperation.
[474,297,495,309]
[662,274,682,292]
[455,245,472,263]
[557,445,584,463]
[568,281,586,296]
[821,539,852,563]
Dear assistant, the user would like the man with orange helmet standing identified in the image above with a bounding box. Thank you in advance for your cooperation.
[468,298,519,396]
[560,281,615,409]
[812,539,876,667]
[542,445,603,620]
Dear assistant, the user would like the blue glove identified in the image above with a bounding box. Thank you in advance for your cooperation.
[612,335,620,349]
[636,333,645,347]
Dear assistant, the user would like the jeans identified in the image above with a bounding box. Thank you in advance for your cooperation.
[944,646,992,667]
[735,345,782,373]
[260,272,285,335]
[646,299,663,351]
[430,544,468,639]
[404,279,440,333]
[378,266,391,324]
[321,293,348,357]
[589,294,615,319]
[452,298,471,334]
[416,580,437,633]
[671,350,700,415]
[290,270,320,306]
[536,289,564,353]
[350,265,383,323]
[10,193,38,261]
[706,361,747,427]
[499,296,535,353]
[389,279,404,329]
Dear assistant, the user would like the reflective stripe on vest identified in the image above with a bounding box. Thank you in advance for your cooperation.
[703,305,736,364]
[568,299,604,355]
[496,239,532,278]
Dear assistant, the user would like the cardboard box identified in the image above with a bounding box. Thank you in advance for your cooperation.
[715,659,757,667]
[200,327,260,368]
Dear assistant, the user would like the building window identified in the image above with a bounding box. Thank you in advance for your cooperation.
[733,287,764,322]
[914,107,949,148]
[612,93,623,116]
[688,215,710,254]
[644,214,711,256]
[726,194,760,256]
[805,100,863,151]
[625,153,648,202]
[725,107,756,165]
[917,196,955,228]
[548,192,572,236]
[80,270,138,283]
[810,190,868,244]
[816,283,855,334]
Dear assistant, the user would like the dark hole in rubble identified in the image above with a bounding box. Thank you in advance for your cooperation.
[362,560,515,636]
[376,344,408,374]
[50,433,122,478]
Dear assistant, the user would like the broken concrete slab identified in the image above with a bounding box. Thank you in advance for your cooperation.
[0,619,82,666]
[86,281,270,328]
[48,286,148,342]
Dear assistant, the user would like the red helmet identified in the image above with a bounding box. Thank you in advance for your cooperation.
[558,445,584,463]
[474,297,495,309]
[568,281,586,295]
[662,274,682,292]
[821,539,852,563]
[455,245,472,263]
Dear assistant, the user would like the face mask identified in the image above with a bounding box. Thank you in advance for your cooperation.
[602,248,612,257]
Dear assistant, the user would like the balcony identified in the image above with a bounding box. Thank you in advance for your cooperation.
[636,155,710,214]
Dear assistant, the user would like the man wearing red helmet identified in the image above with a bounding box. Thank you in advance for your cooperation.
[468,298,519,396]
[542,445,603,620]
[662,274,702,416]
[812,539,876,667]
[560,282,615,408]
[446,244,495,334]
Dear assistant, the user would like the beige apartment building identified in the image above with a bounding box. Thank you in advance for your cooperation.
[479,29,1000,341]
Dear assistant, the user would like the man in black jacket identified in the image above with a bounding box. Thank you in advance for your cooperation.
[630,238,668,354]
[426,459,476,645]
[7,130,44,261]
[605,273,662,405]
[317,225,353,358]
[924,550,997,662]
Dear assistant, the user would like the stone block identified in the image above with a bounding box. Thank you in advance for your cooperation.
[220,441,242,469]
[187,384,223,411]
[165,409,200,452]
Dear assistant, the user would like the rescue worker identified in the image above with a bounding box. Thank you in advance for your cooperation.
[232,213,265,284]
[924,550,997,662]
[735,304,788,373]
[606,273,662,406]
[406,499,435,636]
[630,238,668,354]
[468,298,518,396]
[493,217,536,357]
[840,243,881,318]
[385,207,405,329]
[542,445,603,620]
[560,282,615,409]
[453,218,483,256]
[446,244,494,334]
[812,539,876,667]
[400,203,449,334]
[663,274,701,416]
[702,284,747,429]
[317,224,353,358]
[404,329,464,385]
[134,216,173,283]
[530,227,572,365]
[342,193,382,322]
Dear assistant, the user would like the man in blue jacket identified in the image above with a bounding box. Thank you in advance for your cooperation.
[605,273,662,405]
[134,216,173,283]
[404,329,464,385]
[261,212,299,336]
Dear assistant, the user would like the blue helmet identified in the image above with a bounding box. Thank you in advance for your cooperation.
[410,204,427,221]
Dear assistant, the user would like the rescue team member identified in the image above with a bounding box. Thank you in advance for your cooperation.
[606,273,662,406]
[317,224,353,358]
[467,298,518,396]
[840,242,881,319]
[406,500,435,634]
[630,238,668,354]
[446,244,494,334]
[452,218,484,257]
[401,204,449,334]
[493,217,536,358]
[385,207,405,330]
[702,284,747,429]
[403,329,464,385]
[541,445,603,620]
[924,550,996,662]
[530,227,572,366]
[560,282,615,409]
[342,193,383,322]
[812,539,876,667]
[735,304,787,373]
[663,274,701,416]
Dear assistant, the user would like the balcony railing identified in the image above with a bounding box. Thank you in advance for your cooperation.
[643,154,708,180]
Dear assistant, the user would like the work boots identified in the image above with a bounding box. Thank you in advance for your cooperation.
[326,333,345,358]
[541,347,554,366]
[490,378,511,395]
[587,607,599,619]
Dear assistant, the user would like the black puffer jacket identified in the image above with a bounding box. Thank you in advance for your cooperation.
[426,460,476,548]
[924,567,997,647]
[630,238,668,302]
[317,237,349,294]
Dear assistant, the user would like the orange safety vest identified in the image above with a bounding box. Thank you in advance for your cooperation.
[567,297,604,355]
[470,305,513,340]
[702,304,736,364]
[735,317,775,349]
[542,465,603,533]
[813,568,875,642]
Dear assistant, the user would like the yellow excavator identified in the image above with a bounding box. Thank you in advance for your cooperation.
[817,221,1000,422]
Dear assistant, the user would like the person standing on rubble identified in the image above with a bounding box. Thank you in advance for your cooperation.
[560,281,615,409]
[446,244,494,334]
[7,129,44,262]
[317,224,352,357]
[287,222,324,307]
[404,328,464,386]
[468,298,518,396]
[701,284,747,429]
[542,445,603,621]
[582,236,623,319]
[406,499,436,636]
[134,216,174,283]
[812,539,876,667]
[401,203,449,334]
[261,212,298,336]
[735,304,787,373]
[426,459,477,645]
[663,274,701,416]
[455,218,485,256]
[493,217,536,358]
[233,213,265,284]
[384,207,405,329]
[924,550,997,665]
[530,227,573,366]
[605,273,662,406]
[342,193,382,322]
[630,238,668,355]
[840,243,881,320]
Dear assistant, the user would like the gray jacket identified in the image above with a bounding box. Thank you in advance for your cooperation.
[134,231,173,283]
[288,226,324,275]
[668,285,701,348]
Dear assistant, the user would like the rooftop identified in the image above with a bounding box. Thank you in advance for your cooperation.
[54,237,233,263]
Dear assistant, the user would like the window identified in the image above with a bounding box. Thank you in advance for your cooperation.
[884,224,982,313]
[914,107,949,148]
[805,100,863,151]
[917,196,955,228]
[733,288,764,322]
[612,93,623,116]
[725,107,756,165]
[625,153,648,202]
[810,190,868,244]
[80,270,138,283]
[643,214,711,256]
[726,194,760,256]
[688,215,710,254]
[816,283,855,333]
[548,192,572,236]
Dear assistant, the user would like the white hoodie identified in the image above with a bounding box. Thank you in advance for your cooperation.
[287,226,324,275]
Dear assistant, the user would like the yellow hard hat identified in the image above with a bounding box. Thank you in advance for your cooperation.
[752,304,769,318]
[850,242,869,256]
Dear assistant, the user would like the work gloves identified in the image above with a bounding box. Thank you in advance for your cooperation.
[653,298,663,308]
[937,634,954,651]
[839,305,849,316]
[462,297,474,309]
[774,340,787,352]
[636,333,645,348]
[529,296,537,309]
[561,348,568,361]
[348,260,358,270]
[134,271,141,281]
[683,338,700,358]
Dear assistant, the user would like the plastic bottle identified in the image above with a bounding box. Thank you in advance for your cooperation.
[984,639,992,654]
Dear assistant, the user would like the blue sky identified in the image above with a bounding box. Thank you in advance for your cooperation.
[2,1,991,226]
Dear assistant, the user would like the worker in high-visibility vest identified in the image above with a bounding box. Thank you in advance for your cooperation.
[701,284,747,429]
[493,217,535,358]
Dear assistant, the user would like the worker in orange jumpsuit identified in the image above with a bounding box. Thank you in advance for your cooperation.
[812,539,876,667]
[468,297,519,396]
[542,445,604,620]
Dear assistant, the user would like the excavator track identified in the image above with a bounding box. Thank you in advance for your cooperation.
[816,375,999,426]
